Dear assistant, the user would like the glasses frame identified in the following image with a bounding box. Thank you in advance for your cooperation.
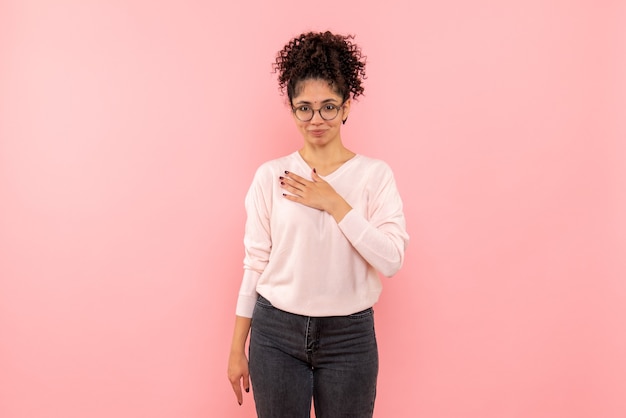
[291,100,346,122]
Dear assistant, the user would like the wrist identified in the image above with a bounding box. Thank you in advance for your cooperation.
[329,199,352,223]
[230,346,246,356]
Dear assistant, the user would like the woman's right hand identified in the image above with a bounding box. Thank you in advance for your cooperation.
[227,350,250,405]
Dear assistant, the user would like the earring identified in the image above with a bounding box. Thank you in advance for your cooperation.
[342,117,348,125]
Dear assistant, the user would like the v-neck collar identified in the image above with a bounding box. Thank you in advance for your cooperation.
[293,151,360,181]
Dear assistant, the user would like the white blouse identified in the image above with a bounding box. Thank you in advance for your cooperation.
[236,151,409,318]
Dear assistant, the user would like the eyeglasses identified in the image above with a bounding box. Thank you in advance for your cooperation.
[291,102,345,122]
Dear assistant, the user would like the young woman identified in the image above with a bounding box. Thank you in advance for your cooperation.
[227,31,409,417]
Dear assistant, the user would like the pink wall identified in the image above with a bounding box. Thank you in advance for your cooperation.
[1,1,624,417]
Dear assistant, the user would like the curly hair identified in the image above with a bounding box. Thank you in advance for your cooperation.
[273,31,367,102]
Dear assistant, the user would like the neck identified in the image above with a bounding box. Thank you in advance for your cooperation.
[298,144,355,175]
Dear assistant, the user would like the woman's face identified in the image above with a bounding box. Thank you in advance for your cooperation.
[290,79,351,148]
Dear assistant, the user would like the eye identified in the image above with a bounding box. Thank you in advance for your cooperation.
[298,105,311,112]
[324,104,337,110]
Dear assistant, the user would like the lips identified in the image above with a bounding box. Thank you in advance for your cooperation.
[309,129,326,136]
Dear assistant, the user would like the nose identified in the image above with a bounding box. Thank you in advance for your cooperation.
[310,110,325,123]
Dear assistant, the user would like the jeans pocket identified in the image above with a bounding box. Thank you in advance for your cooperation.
[255,294,273,309]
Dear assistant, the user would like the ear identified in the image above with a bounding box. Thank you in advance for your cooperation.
[341,98,352,124]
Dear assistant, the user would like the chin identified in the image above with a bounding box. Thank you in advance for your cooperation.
[307,137,331,147]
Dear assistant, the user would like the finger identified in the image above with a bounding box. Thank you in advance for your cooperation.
[279,174,301,189]
[230,379,243,405]
[280,178,305,195]
[243,374,250,394]
[311,168,329,185]
[283,170,308,186]
[311,168,324,182]
[282,192,299,202]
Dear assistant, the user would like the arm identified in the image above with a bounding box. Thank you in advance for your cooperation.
[338,208,407,277]
[228,168,272,405]
[227,316,252,406]
[337,165,408,276]
[281,167,408,276]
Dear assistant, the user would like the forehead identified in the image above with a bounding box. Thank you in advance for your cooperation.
[293,79,342,103]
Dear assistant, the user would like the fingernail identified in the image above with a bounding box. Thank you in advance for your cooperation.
[282,193,286,197]
[245,388,250,393]
[280,181,285,185]
[313,168,317,173]
[284,170,289,174]
[238,401,242,406]
[279,176,284,180]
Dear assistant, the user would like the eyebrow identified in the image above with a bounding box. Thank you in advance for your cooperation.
[293,98,340,106]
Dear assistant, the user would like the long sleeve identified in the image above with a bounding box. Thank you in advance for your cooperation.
[337,165,408,277]
[235,167,272,318]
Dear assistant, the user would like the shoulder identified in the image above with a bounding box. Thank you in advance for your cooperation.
[252,152,299,180]
[351,154,396,177]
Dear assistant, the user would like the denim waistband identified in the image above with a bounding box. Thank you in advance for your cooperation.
[256,294,373,318]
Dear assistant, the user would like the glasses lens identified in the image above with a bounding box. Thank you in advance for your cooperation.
[295,107,313,121]
[320,105,339,120]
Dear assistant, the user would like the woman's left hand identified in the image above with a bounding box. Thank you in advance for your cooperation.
[280,169,352,222]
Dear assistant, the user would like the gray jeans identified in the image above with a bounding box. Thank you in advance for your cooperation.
[249,295,379,418]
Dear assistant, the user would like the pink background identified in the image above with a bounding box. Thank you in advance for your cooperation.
[1,1,625,417]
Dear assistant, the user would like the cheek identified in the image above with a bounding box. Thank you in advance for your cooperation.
[330,120,343,129]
